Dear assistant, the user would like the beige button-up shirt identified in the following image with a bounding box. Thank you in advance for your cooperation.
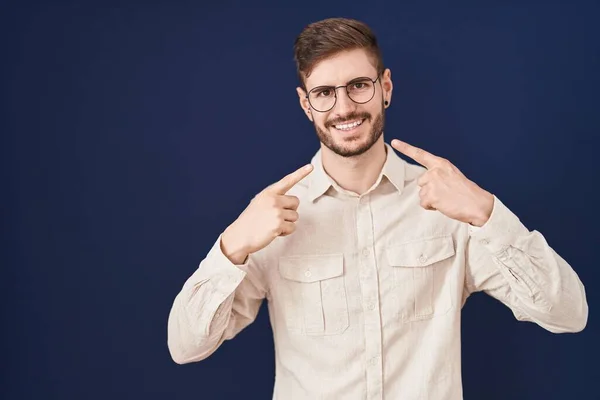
[167,142,588,400]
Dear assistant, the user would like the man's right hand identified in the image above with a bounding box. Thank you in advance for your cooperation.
[220,163,314,264]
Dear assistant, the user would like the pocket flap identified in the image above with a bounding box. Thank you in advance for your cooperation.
[386,235,455,267]
[279,254,344,283]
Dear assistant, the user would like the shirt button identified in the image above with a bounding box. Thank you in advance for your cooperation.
[304,270,312,278]
[369,356,379,366]
[368,303,376,310]
[418,254,428,264]
[480,238,490,245]
[362,248,370,257]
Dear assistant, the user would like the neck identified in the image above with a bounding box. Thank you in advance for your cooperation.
[320,136,387,196]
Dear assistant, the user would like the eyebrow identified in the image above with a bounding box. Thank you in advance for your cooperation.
[309,76,373,91]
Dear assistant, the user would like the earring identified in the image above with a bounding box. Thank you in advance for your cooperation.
[384,100,389,107]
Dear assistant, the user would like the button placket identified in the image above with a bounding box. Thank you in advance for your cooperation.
[355,195,383,400]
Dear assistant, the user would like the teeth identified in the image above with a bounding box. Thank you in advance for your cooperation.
[335,119,363,130]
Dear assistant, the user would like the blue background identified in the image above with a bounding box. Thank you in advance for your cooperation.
[2,1,599,399]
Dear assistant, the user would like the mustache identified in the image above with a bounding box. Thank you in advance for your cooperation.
[325,112,371,128]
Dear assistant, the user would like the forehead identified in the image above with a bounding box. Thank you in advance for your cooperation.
[305,48,377,89]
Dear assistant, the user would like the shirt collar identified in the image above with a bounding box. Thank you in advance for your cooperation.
[307,142,406,202]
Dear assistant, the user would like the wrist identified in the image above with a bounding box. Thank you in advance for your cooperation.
[470,191,494,227]
[221,225,250,265]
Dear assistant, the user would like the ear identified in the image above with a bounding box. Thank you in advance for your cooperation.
[296,86,313,121]
[381,68,393,108]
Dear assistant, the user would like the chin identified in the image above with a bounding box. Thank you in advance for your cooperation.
[314,113,383,157]
[330,137,375,158]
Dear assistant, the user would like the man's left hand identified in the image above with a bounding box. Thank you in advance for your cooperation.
[391,139,494,227]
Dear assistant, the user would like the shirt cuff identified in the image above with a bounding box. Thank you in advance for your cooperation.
[190,233,249,298]
[468,195,530,255]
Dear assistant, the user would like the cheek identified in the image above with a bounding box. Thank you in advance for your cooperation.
[369,103,384,116]
[314,114,330,127]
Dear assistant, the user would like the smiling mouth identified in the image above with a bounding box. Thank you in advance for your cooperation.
[332,119,365,132]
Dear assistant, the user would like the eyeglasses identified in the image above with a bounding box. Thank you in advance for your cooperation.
[306,76,380,113]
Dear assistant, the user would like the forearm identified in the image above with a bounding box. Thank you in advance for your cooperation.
[167,278,238,364]
[486,232,587,332]
[467,196,588,333]
[167,235,261,364]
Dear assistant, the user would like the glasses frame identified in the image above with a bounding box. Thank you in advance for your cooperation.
[306,75,381,113]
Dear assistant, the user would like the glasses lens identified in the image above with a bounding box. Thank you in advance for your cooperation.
[308,87,336,112]
[347,79,375,104]
[308,78,377,111]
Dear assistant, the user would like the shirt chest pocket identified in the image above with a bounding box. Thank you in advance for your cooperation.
[386,235,456,323]
[278,254,349,336]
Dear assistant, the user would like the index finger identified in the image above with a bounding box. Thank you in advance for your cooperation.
[267,164,314,194]
[391,139,441,169]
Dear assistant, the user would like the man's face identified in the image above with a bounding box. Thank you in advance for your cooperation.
[297,48,393,158]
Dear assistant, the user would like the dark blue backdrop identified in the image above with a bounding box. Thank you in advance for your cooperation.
[2,1,599,399]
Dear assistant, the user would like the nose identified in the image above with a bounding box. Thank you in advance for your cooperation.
[332,88,356,116]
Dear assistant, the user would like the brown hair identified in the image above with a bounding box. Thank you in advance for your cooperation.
[293,17,384,90]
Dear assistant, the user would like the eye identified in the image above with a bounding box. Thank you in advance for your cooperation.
[352,82,366,89]
[316,89,332,97]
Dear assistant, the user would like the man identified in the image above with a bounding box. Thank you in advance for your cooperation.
[167,17,588,400]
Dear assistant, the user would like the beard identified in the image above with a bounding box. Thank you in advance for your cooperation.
[313,104,385,158]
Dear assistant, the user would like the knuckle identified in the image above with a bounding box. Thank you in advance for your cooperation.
[253,190,266,201]
[291,196,300,208]
[440,159,452,169]
[275,208,285,220]
[271,221,283,234]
